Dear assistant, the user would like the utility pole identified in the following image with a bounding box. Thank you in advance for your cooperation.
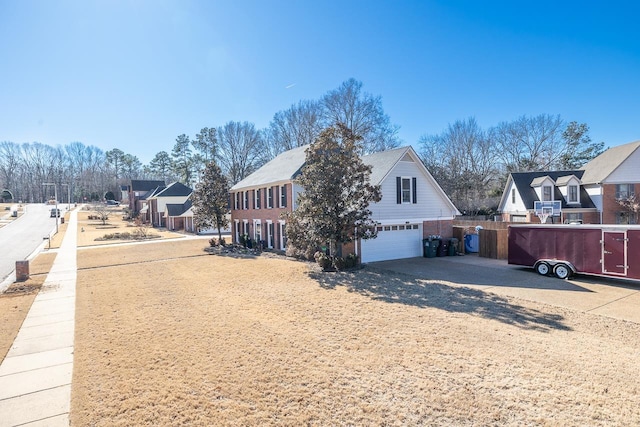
[62,183,71,211]
[43,183,58,234]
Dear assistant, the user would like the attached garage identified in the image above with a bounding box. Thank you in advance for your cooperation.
[361,223,423,263]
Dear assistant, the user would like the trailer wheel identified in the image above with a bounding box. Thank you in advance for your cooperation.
[535,262,550,276]
[554,263,572,280]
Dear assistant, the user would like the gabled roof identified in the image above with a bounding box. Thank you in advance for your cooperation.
[131,180,165,192]
[155,182,193,198]
[361,146,410,185]
[530,176,554,187]
[140,185,165,200]
[166,199,193,217]
[230,145,308,190]
[502,170,596,211]
[555,174,581,186]
[581,140,640,184]
[229,144,459,215]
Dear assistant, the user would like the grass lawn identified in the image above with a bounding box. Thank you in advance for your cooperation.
[0,252,57,363]
[71,240,640,426]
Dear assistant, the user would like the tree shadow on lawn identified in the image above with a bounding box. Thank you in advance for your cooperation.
[308,267,570,332]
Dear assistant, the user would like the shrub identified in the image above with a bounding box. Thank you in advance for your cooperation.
[219,237,226,246]
[345,253,359,269]
[315,252,333,270]
[209,238,217,247]
[333,256,346,271]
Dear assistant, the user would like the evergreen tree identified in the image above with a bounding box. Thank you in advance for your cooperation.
[192,161,230,242]
[172,134,194,185]
[285,124,382,261]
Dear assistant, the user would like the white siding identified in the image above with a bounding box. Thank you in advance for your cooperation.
[156,196,190,214]
[370,160,457,221]
[501,180,528,214]
[606,148,640,183]
[585,184,603,212]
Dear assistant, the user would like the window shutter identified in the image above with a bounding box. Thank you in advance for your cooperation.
[412,177,417,204]
[396,177,401,204]
[257,189,261,209]
[283,184,288,207]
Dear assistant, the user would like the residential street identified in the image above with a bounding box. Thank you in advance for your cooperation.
[0,204,63,289]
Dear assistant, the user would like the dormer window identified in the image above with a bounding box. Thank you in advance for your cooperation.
[542,185,553,201]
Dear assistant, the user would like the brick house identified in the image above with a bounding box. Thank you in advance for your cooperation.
[128,180,166,219]
[230,145,460,263]
[147,182,193,228]
[498,140,640,224]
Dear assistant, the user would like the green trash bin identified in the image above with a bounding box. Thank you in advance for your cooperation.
[423,238,440,258]
[448,238,458,256]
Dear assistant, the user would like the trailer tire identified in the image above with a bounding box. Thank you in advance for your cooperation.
[535,261,550,276]
[554,263,572,280]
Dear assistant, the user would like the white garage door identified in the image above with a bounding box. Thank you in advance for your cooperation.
[361,223,423,263]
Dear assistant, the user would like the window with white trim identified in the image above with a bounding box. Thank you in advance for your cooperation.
[511,189,516,204]
[254,220,261,243]
[267,221,274,248]
[542,185,553,201]
[402,178,411,203]
[568,185,578,203]
[279,221,287,249]
[255,189,261,209]
[243,191,249,209]
[279,185,286,208]
[267,187,273,208]
[234,193,239,210]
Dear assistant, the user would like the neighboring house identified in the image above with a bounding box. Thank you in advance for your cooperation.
[498,170,598,224]
[580,140,640,224]
[229,145,460,263]
[128,180,166,217]
[147,181,193,227]
[498,140,640,224]
[165,199,194,232]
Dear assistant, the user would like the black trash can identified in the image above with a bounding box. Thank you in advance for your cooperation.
[437,239,448,257]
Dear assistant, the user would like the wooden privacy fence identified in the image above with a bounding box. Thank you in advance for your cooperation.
[478,229,509,259]
[452,220,513,260]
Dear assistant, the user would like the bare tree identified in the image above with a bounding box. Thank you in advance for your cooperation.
[321,78,400,154]
[266,100,324,155]
[419,117,499,214]
[217,121,264,184]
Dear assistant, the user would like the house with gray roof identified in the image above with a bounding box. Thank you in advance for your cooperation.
[230,145,460,263]
[498,140,640,224]
[146,182,193,227]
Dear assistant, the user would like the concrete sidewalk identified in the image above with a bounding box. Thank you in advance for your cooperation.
[0,209,78,426]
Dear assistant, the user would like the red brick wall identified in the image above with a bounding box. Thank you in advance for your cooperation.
[602,184,640,224]
[230,183,293,250]
[422,220,453,239]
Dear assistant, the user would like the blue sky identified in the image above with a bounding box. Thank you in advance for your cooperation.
[1,0,639,163]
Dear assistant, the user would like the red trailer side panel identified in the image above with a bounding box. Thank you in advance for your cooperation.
[508,226,602,274]
[628,230,640,280]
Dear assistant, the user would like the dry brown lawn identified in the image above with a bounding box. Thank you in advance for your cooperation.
[75,208,183,248]
[71,240,640,426]
[0,252,57,363]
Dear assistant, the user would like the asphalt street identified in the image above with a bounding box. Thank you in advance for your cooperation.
[0,204,64,288]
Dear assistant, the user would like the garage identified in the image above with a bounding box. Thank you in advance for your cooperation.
[361,223,423,263]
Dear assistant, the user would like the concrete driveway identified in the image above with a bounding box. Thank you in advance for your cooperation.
[370,254,640,323]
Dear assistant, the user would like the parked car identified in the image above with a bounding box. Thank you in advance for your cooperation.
[50,208,61,217]
[106,200,120,206]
